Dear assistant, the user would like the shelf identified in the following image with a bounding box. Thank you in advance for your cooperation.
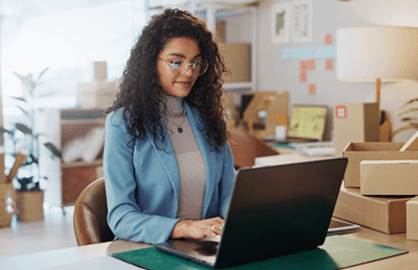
[60,119,105,125]
[61,159,103,169]
[224,81,253,90]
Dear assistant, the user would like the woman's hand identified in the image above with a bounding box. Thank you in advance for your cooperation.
[170,217,224,239]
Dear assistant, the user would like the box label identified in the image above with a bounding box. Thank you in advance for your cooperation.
[335,105,347,119]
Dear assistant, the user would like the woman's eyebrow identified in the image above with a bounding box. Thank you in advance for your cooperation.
[167,52,202,59]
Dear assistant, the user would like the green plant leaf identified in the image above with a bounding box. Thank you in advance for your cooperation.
[15,123,33,135]
[35,92,56,99]
[36,67,49,82]
[401,117,418,122]
[16,105,30,116]
[398,108,418,116]
[401,98,418,108]
[44,142,62,158]
[8,96,27,103]
[12,71,35,90]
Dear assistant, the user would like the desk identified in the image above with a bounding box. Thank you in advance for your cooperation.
[1,227,418,270]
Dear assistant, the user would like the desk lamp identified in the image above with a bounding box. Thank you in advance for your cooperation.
[336,26,418,111]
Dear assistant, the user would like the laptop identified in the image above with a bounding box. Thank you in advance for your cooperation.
[155,157,348,268]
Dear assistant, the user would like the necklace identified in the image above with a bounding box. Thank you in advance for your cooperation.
[165,109,187,118]
[166,111,187,133]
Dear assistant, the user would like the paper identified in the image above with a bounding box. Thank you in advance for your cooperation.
[291,0,313,43]
[271,2,290,44]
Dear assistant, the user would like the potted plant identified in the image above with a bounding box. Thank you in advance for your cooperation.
[392,98,418,139]
[0,68,61,221]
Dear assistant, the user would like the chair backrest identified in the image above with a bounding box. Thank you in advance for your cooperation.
[229,128,278,169]
[73,177,114,246]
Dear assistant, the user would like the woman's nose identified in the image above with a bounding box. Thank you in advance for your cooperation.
[183,64,194,76]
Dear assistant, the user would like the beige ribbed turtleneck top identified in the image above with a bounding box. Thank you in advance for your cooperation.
[162,96,206,220]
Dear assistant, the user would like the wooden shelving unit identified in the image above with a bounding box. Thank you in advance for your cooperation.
[38,108,106,209]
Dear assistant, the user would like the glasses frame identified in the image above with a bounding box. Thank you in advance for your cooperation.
[158,57,208,76]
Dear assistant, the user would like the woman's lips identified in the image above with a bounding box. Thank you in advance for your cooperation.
[175,81,192,86]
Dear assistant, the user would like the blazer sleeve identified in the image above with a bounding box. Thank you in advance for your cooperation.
[218,141,236,218]
[103,111,180,244]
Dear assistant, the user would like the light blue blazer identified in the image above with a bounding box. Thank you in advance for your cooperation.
[103,101,235,244]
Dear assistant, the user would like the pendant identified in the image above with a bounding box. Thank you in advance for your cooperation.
[177,127,183,133]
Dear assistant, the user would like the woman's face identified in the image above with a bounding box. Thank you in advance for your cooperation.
[156,37,201,97]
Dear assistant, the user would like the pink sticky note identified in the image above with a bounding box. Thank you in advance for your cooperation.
[308,84,316,95]
[326,59,334,70]
[306,59,315,70]
[325,34,333,45]
[300,60,308,70]
[300,70,307,83]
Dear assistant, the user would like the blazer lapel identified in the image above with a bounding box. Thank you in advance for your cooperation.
[184,101,216,217]
[145,119,180,208]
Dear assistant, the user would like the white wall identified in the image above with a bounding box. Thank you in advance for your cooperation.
[225,0,418,142]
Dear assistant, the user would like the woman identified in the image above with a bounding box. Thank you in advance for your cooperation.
[103,8,235,245]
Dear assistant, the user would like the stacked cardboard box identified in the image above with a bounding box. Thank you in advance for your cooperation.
[334,132,418,236]
[333,102,380,157]
[77,61,117,108]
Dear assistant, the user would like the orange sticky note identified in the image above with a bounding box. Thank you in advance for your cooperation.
[325,34,333,45]
[308,84,316,95]
[300,69,307,83]
[306,59,315,70]
[326,59,334,70]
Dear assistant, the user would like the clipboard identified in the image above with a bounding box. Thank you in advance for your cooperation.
[286,105,327,142]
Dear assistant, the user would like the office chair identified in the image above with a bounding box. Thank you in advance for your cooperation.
[228,128,278,169]
[73,177,114,246]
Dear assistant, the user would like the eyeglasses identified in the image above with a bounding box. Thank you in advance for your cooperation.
[158,58,208,76]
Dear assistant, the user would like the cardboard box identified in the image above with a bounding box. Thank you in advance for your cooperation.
[400,130,418,151]
[333,183,413,234]
[91,61,108,81]
[77,81,116,108]
[243,91,289,140]
[360,160,418,195]
[333,102,380,157]
[343,142,418,187]
[219,43,251,82]
[407,196,418,240]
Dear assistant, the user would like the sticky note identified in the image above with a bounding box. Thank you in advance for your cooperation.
[300,69,307,83]
[300,60,308,70]
[306,59,315,70]
[308,84,316,95]
[326,59,334,70]
[325,34,333,45]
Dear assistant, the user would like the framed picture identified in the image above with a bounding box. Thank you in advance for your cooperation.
[271,2,290,44]
[291,0,313,43]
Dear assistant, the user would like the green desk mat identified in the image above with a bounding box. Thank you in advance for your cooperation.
[112,235,407,270]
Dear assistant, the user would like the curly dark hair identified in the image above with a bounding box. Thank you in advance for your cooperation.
[106,8,228,152]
